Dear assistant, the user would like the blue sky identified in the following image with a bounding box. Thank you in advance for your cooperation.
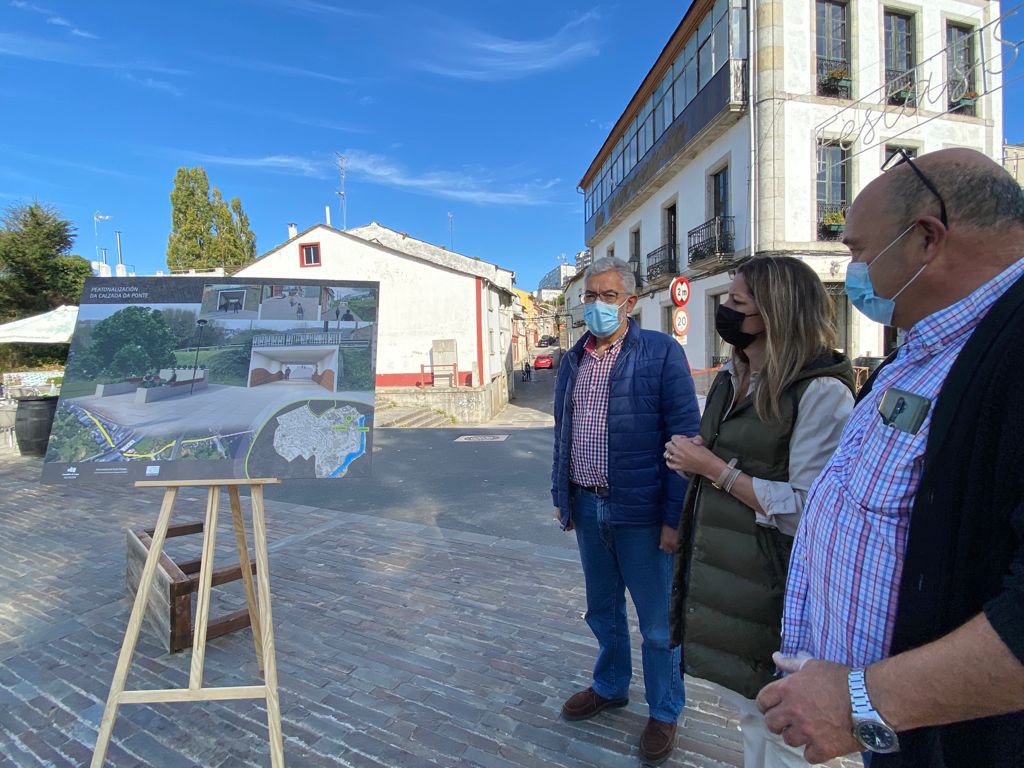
[1,1,1022,291]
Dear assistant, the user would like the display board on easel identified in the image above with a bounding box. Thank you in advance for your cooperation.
[53,277,383,766]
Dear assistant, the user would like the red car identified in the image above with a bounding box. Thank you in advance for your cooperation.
[533,353,554,369]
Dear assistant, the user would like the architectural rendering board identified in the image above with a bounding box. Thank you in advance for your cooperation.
[42,276,379,483]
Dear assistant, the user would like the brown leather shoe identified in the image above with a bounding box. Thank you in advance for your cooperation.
[560,687,629,721]
[638,717,677,765]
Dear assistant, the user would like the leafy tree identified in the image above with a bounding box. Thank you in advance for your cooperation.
[160,307,200,348]
[84,306,177,379]
[166,168,257,273]
[104,344,150,379]
[166,167,213,272]
[0,202,92,322]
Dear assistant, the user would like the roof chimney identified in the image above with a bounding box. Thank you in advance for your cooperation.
[288,223,298,239]
[325,205,332,227]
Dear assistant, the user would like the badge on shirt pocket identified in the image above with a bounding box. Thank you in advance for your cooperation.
[877,387,931,435]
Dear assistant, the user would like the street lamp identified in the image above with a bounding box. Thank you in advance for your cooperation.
[93,211,112,265]
[190,319,208,395]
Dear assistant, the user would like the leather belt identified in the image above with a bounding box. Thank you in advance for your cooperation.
[572,482,609,498]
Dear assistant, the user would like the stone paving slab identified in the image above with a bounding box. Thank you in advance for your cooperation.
[0,456,857,767]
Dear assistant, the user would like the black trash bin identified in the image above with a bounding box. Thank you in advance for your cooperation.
[15,396,58,457]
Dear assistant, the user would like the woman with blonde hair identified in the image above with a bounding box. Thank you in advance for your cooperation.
[665,255,855,767]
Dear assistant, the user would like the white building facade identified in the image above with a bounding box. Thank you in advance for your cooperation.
[581,0,1004,371]
[236,222,517,423]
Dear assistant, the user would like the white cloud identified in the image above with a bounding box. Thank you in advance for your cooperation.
[11,2,98,40]
[342,150,560,206]
[251,0,377,19]
[172,151,329,178]
[415,12,602,81]
[206,54,352,85]
[147,146,561,206]
[0,32,185,74]
[286,115,368,134]
[120,72,184,97]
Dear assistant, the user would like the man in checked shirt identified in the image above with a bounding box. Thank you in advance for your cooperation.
[757,149,1024,767]
[551,256,700,765]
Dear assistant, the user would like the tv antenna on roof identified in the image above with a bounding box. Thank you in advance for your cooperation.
[334,153,347,230]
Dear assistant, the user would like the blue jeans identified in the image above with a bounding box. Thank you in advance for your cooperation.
[571,485,684,723]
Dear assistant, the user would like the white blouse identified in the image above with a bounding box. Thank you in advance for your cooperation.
[725,366,855,537]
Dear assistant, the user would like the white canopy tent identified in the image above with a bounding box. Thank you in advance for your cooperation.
[0,305,78,344]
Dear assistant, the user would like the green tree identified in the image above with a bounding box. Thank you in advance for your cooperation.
[160,307,201,348]
[167,168,257,273]
[0,202,92,322]
[166,167,213,272]
[84,306,177,379]
[105,344,150,378]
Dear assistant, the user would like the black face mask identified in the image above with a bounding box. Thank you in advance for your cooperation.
[715,304,760,350]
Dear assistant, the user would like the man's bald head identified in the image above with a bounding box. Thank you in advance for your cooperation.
[877,148,1024,231]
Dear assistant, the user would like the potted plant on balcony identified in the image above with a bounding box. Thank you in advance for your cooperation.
[825,66,852,91]
[951,90,978,111]
[820,210,846,236]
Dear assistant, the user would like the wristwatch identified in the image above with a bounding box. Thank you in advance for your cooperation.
[848,668,900,754]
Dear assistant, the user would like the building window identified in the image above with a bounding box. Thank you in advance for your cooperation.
[630,226,642,265]
[583,0,746,223]
[884,145,917,165]
[824,283,851,355]
[662,304,675,335]
[816,1,851,99]
[884,11,916,106]
[712,166,730,219]
[299,242,321,268]
[710,293,731,365]
[817,142,850,240]
[947,24,977,116]
[607,243,615,259]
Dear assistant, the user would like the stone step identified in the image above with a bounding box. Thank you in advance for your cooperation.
[377,406,451,429]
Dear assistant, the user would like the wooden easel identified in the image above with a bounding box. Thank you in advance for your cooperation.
[91,479,285,768]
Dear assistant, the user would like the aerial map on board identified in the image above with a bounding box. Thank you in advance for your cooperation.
[42,276,379,484]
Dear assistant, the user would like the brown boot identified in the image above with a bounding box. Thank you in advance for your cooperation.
[560,687,629,721]
[638,717,677,765]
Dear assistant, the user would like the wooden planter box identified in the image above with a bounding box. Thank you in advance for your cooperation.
[126,522,257,653]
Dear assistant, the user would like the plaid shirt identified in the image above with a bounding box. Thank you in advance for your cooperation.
[782,258,1024,667]
[569,329,628,488]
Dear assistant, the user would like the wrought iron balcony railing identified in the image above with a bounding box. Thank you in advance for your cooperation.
[885,68,917,106]
[687,216,735,265]
[817,201,849,241]
[646,244,678,282]
[817,56,852,99]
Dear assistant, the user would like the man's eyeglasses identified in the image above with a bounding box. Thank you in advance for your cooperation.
[881,147,949,228]
[580,290,627,304]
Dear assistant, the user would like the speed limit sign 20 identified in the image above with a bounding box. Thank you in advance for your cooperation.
[672,307,689,337]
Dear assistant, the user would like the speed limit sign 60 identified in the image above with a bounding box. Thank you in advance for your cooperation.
[672,307,689,337]
[670,276,690,306]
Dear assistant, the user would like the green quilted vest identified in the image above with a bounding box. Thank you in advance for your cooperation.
[669,351,854,698]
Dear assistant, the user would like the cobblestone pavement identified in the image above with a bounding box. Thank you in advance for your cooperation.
[0,455,857,768]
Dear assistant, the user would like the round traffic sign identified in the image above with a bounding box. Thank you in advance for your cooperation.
[670,276,691,307]
[672,307,689,336]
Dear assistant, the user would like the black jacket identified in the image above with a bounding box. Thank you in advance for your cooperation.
[859,272,1024,768]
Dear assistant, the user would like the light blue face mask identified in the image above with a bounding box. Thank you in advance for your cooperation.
[584,298,627,337]
[845,223,925,326]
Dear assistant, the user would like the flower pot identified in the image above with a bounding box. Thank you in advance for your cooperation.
[14,395,58,457]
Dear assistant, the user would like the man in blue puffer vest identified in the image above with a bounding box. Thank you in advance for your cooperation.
[552,256,700,765]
